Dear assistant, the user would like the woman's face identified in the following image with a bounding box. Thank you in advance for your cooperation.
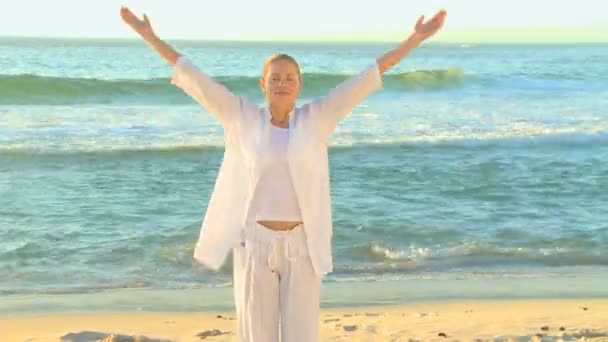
[260,59,301,109]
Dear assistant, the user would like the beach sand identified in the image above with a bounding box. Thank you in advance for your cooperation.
[1,299,607,341]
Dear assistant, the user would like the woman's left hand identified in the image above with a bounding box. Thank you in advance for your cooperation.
[375,9,447,74]
[413,9,447,42]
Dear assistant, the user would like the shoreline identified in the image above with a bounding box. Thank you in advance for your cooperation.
[3,271,607,340]
[3,271,608,317]
[2,299,607,341]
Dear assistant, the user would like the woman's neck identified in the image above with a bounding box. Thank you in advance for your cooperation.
[269,104,293,126]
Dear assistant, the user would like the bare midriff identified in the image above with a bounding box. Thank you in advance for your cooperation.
[256,220,303,231]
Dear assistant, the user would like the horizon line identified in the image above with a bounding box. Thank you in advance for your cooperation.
[1,35,607,45]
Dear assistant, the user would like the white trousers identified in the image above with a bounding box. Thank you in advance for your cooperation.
[232,221,322,342]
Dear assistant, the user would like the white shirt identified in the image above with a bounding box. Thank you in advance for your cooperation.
[250,124,302,222]
[171,56,383,276]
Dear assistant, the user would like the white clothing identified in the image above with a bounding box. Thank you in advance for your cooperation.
[171,56,383,277]
[233,221,320,342]
[250,125,302,222]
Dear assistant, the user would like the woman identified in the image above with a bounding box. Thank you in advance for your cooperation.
[121,7,446,342]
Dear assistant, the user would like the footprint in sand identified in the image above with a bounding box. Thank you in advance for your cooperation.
[414,312,437,318]
[61,331,174,342]
[196,329,229,339]
[496,329,608,342]
[324,318,340,323]
[343,325,358,332]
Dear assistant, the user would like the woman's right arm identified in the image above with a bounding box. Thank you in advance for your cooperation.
[120,7,181,66]
[120,7,248,128]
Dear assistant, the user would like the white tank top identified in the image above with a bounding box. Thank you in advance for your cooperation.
[251,125,303,221]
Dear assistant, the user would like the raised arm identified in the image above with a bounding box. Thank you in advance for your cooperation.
[120,7,181,66]
[310,9,447,139]
[120,7,250,129]
[377,10,447,75]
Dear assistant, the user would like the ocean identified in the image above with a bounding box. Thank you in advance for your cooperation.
[1,38,607,313]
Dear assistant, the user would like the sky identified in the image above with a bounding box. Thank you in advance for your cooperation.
[0,0,606,42]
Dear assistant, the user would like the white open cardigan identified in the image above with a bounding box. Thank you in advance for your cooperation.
[171,56,383,277]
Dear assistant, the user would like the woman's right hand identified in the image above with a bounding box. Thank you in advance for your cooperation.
[120,6,155,39]
[119,6,180,66]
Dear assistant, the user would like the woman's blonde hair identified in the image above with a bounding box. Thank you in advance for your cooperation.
[262,54,301,81]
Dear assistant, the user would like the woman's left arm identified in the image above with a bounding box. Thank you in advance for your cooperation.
[310,10,447,139]
[377,10,447,75]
